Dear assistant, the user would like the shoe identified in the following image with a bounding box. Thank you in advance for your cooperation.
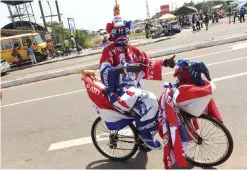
[138,131,162,150]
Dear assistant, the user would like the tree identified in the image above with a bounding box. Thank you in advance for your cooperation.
[184,0,194,7]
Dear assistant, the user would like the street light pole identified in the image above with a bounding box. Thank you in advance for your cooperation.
[38,0,47,32]
[55,0,65,46]
[46,1,53,33]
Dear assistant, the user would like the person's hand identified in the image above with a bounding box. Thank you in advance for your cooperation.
[163,55,176,68]
[126,63,143,73]
[115,67,126,74]
[138,63,150,69]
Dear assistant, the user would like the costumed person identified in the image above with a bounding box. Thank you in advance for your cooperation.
[158,60,218,169]
[99,0,176,150]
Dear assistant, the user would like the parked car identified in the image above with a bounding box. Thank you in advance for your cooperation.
[150,25,164,39]
[0,60,11,75]
[99,29,107,35]
[171,21,181,33]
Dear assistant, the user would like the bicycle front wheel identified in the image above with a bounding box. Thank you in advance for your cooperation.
[185,114,234,167]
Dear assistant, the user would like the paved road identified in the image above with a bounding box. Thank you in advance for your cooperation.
[1,41,247,169]
[1,21,246,82]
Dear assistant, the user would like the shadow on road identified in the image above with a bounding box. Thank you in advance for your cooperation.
[85,150,212,169]
[85,151,148,169]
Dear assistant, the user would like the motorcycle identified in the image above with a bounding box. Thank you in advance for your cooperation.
[79,60,233,168]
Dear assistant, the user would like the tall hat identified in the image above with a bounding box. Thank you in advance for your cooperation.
[113,0,120,16]
[106,0,131,34]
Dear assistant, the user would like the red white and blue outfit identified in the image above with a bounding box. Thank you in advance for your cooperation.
[99,16,170,150]
[97,15,218,169]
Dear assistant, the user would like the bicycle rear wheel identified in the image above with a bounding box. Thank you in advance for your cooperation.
[184,114,233,167]
[91,117,139,161]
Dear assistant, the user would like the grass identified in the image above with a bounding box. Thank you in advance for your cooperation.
[84,32,146,48]
[85,36,102,48]
[128,32,145,40]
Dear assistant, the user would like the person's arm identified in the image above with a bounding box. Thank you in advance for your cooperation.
[99,47,123,94]
[130,46,175,81]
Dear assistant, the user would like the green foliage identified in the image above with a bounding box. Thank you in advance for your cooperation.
[184,0,195,7]
[75,30,102,48]
[75,30,88,47]
[46,21,102,49]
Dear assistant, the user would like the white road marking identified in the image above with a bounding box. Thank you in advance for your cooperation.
[152,39,247,56]
[213,72,247,82]
[47,71,247,151]
[1,89,85,108]
[48,128,133,151]
[206,57,247,66]
[232,42,247,50]
[161,56,247,76]
[1,56,247,108]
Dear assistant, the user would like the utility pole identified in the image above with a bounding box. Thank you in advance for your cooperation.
[146,0,150,19]
[55,0,65,45]
[38,0,47,32]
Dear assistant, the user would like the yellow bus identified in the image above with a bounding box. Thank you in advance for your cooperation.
[0,33,48,64]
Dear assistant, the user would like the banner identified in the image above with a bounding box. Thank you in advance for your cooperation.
[160,5,170,15]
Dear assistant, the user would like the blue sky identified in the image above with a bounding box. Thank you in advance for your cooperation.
[0,0,199,31]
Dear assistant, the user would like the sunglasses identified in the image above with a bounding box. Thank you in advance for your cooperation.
[111,27,130,36]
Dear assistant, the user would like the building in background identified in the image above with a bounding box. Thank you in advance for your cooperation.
[160,4,170,15]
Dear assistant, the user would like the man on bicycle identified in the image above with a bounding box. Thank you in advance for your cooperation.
[99,15,175,150]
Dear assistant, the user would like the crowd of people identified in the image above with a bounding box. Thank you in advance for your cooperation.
[178,6,246,32]
[178,13,210,31]
[233,6,246,23]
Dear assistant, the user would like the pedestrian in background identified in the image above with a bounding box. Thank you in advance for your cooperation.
[46,40,53,58]
[240,6,246,23]
[12,43,23,66]
[192,14,196,31]
[26,44,37,64]
[145,22,150,39]
[204,14,209,31]
[64,39,70,56]
[195,14,201,30]
[200,12,204,28]
[233,8,238,23]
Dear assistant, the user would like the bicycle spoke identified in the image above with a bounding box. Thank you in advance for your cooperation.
[93,119,137,159]
[204,126,221,139]
[202,122,216,138]
[184,115,231,165]
[203,142,221,159]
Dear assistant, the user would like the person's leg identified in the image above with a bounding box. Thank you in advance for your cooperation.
[31,54,37,64]
[33,54,38,63]
[65,47,69,55]
[50,50,54,58]
[29,55,35,64]
[131,90,161,150]
[112,87,161,150]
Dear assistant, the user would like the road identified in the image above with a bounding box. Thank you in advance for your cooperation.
[1,41,247,169]
[1,21,247,81]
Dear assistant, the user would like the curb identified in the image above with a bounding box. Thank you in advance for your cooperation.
[1,34,247,89]
[8,37,170,72]
[1,64,97,89]
[148,33,247,58]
